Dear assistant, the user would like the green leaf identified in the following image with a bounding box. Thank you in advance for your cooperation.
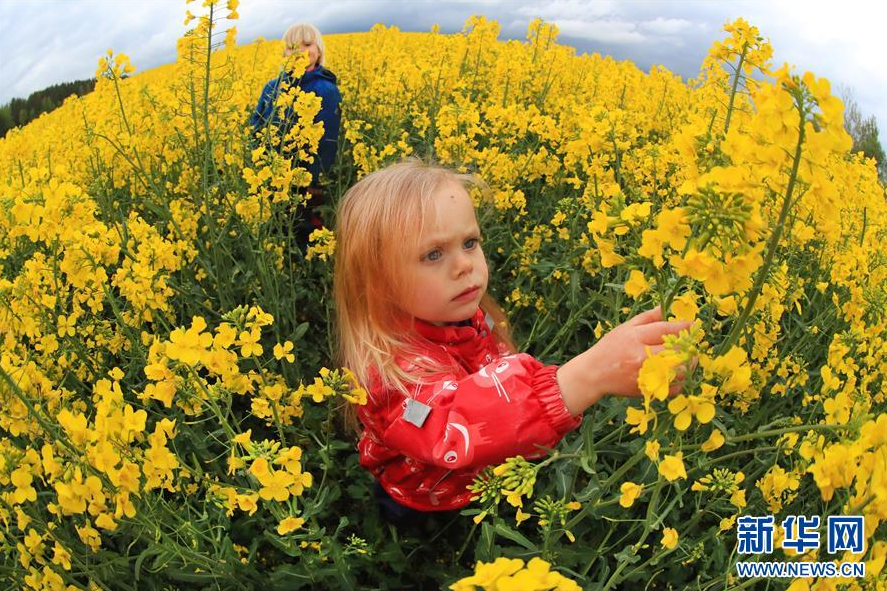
[570,271,580,310]
[493,522,537,551]
[165,569,221,583]
[576,481,600,503]
[583,422,598,464]
[346,483,370,500]
[614,544,641,565]
[264,531,301,557]
[292,321,310,341]
[134,546,163,584]
[269,565,313,591]
[477,522,496,562]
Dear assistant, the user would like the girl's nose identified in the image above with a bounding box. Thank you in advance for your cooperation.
[453,251,473,276]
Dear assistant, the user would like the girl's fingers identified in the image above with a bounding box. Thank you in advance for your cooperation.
[645,344,666,357]
[637,320,693,344]
[627,306,662,326]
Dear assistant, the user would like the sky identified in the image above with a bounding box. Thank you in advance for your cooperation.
[1,0,885,135]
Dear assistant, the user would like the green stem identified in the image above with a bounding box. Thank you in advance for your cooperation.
[598,448,646,493]
[660,421,851,457]
[270,400,288,446]
[315,401,338,493]
[202,3,216,187]
[535,451,582,470]
[536,296,598,358]
[718,94,806,355]
[723,45,748,136]
[726,421,852,445]
[706,446,779,466]
[455,520,480,563]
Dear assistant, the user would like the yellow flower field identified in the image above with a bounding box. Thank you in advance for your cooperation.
[1,1,886,589]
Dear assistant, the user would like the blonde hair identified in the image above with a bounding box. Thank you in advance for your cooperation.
[282,23,325,65]
[334,159,515,402]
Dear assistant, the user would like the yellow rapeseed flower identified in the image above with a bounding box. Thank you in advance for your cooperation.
[624,269,650,299]
[619,481,643,507]
[700,429,725,452]
[237,328,263,358]
[667,386,716,431]
[276,516,305,535]
[661,527,679,549]
[659,452,688,482]
[273,340,295,362]
[638,350,684,402]
[645,439,661,461]
[625,406,655,435]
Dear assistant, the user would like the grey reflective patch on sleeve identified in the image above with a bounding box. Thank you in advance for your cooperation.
[485,313,495,331]
[402,398,432,428]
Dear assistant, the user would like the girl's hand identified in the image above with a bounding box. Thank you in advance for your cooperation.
[556,306,694,416]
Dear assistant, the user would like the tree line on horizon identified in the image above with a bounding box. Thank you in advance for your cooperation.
[0,78,96,138]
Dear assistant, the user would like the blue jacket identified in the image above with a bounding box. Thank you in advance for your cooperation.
[249,66,342,184]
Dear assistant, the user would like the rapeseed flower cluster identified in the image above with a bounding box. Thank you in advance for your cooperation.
[450,557,581,591]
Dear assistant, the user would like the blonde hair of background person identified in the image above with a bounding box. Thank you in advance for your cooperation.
[282,23,325,67]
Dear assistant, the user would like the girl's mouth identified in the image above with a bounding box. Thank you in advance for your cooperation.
[453,286,480,302]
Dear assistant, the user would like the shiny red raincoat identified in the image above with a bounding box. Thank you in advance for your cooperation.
[357,308,582,511]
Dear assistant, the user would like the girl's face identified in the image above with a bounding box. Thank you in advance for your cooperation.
[285,39,319,68]
[401,181,489,325]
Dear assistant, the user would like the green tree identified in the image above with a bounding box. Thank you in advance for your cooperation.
[842,86,886,183]
[0,105,12,136]
[1,78,96,138]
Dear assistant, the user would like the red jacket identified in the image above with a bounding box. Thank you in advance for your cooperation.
[357,308,582,512]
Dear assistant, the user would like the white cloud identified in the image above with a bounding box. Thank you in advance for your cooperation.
[0,0,184,102]
[721,0,887,139]
[514,0,622,20]
[550,15,692,47]
[639,17,691,36]
[555,18,646,44]
[1,0,884,136]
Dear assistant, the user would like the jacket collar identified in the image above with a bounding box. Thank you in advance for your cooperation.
[413,308,489,345]
[282,65,337,85]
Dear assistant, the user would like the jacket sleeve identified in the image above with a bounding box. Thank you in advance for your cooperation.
[362,354,581,471]
[315,83,341,173]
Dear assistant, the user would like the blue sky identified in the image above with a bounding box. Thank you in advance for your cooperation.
[1,0,885,135]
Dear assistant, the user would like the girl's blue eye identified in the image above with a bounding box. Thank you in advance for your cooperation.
[464,238,478,249]
[424,249,442,262]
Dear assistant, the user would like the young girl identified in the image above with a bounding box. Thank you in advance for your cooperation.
[334,160,691,519]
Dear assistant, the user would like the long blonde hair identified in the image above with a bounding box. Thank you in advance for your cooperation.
[334,159,515,401]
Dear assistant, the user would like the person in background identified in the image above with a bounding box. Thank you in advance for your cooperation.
[250,23,342,247]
